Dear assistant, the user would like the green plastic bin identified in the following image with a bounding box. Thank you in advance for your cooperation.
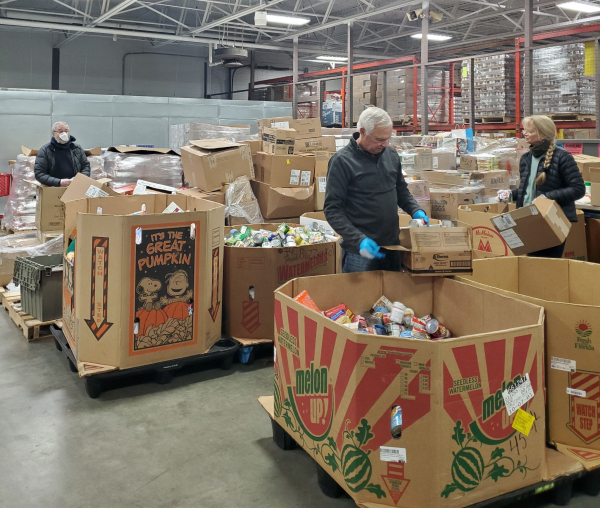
[13,254,63,322]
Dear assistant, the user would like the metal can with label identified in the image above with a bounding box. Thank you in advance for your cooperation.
[391,405,402,439]
[271,238,282,248]
[253,233,265,246]
[426,318,452,339]
[262,241,273,248]
[408,219,427,227]
[402,308,414,328]
[285,234,296,247]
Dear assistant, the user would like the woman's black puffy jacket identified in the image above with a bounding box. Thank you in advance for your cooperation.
[512,146,585,222]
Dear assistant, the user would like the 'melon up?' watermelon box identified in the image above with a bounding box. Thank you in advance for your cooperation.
[274,272,546,508]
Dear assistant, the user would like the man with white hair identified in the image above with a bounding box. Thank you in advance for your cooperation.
[324,107,429,272]
[34,121,90,187]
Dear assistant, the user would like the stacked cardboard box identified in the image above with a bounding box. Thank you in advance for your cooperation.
[532,44,595,115]
[457,55,516,121]
[345,74,377,125]
[572,154,600,181]
[377,68,450,124]
[169,123,252,154]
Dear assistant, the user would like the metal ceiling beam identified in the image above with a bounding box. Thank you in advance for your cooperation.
[137,1,190,30]
[184,0,287,36]
[272,0,420,42]
[322,0,337,24]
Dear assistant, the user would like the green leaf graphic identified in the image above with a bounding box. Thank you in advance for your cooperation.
[283,412,293,429]
[487,462,510,482]
[441,483,458,498]
[366,483,387,499]
[327,436,338,452]
[452,421,466,448]
[356,419,374,447]
[325,453,339,473]
[490,447,505,461]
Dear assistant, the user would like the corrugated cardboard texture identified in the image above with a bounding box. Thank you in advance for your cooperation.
[274,273,545,507]
[255,152,315,188]
[35,185,67,233]
[460,257,600,452]
[430,189,479,222]
[250,180,315,220]
[262,127,296,156]
[223,223,337,341]
[63,194,224,372]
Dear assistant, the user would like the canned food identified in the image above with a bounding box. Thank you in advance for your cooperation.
[408,219,427,227]
[285,234,296,247]
[374,324,387,335]
[402,308,414,327]
[391,405,402,439]
[425,318,452,338]
[271,238,282,248]
[262,241,273,248]
[253,233,265,245]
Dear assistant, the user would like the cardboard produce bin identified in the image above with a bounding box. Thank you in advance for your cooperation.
[180,139,254,192]
[223,223,339,341]
[490,197,571,256]
[460,257,600,454]
[254,152,315,188]
[274,272,545,508]
[262,127,296,156]
[251,180,315,220]
[62,194,224,374]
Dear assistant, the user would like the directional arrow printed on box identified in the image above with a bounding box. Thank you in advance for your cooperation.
[382,462,409,505]
[208,247,220,322]
[84,237,113,340]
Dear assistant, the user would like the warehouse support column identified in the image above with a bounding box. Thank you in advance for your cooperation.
[595,40,600,138]
[52,48,60,90]
[523,0,533,117]
[469,58,476,136]
[293,36,299,120]
[316,79,323,122]
[421,0,429,135]
[248,50,255,100]
[348,21,354,127]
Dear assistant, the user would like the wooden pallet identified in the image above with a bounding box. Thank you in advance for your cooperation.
[2,293,62,341]
[549,113,596,121]
[481,116,515,123]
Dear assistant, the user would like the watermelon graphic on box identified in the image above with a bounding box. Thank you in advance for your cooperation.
[273,271,546,507]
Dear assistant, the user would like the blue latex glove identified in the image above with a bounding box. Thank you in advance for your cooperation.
[359,238,385,260]
[412,210,430,226]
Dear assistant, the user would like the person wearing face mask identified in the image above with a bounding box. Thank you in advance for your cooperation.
[512,115,585,258]
[324,107,429,273]
[34,121,91,187]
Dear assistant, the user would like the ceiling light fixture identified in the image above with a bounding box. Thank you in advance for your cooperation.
[557,1,600,13]
[265,13,311,25]
[316,56,348,61]
[411,33,453,41]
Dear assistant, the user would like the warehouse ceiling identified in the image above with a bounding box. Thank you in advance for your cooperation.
[2,0,600,62]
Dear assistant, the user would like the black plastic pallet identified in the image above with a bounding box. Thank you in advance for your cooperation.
[50,324,239,398]
[271,418,600,507]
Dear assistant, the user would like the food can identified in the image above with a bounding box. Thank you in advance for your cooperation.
[262,242,272,248]
[402,308,414,327]
[391,405,402,439]
[253,233,265,245]
[270,238,281,248]
[408,218,427,227]
[374,324,387,335]
[285,234,296,247]
[425,318,452,338]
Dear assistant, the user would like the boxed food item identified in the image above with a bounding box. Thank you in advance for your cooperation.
[257,116,294,137]
[274,271,545,507]
[460,153,498,172]
[180,139,254,191]
[461,257,600,454]
[254,152,315,188]
[431,150,457,170]
[290,117,322,139]
[223,222,338,341]
[262,127,296,156]
[250,180,315,220]
[490,197,571,256]
[62,193,224,374]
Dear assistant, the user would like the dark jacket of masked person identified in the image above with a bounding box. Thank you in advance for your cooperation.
[34,136,91,187]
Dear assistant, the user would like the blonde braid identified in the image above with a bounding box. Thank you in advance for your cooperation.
[536,140,555,186]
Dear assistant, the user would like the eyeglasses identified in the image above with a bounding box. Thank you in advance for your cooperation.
[53,129,69,133]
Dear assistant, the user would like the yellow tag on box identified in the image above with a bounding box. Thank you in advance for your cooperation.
[512,408,535,436]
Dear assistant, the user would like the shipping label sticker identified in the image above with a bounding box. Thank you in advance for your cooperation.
[530,206,539,216]
[85,185,109,199]
[300,171,312,186]
[512,408,535,436]
[271,121,290,129]
[131,224,197,355]
[380,446,406,463]
[567,387,587,398]
[492,214,517,230]
[499,228,524,249]
[551,356,576,373]
[502,373,535,416]
[433,156,439,169]
[318,177,327,193]
[290,169,300,186]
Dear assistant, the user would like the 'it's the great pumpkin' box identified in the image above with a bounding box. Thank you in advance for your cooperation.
[274,272,545,508]
[63,194,224,375]
[460,257,600,455]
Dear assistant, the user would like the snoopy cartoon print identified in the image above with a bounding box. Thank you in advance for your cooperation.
[161,270,193,320]
[136,277,162,311]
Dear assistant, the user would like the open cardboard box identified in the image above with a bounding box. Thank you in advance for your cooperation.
[274,272,545,507]
[62,193,224,375]
[459,257,600,461]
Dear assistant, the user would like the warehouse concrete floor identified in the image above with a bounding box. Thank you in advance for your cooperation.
[0,309,598,508]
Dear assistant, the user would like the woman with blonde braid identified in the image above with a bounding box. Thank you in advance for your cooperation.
[513,115,585,258]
